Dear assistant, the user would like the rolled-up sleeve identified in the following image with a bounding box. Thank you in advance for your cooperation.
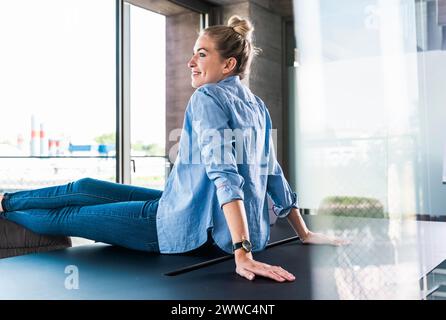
[191,88,244,208]
[266,110,299,218]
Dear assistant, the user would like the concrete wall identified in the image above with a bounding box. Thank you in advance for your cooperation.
[419,51,446,215]
[249,2,284,164]
[439,0,446,25]
[221,2,250,87]
[165,0,293,168]
[165,12,201,161]
[221,1,288,166]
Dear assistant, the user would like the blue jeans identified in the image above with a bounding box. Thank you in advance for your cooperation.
[1,178,162,252]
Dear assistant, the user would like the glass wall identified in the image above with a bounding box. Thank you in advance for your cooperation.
[291,0,446,219]
[291,0,446,299]
[127,4,167,189]
[0,0,116,193]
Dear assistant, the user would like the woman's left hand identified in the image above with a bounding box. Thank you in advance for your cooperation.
[301,231,350,246]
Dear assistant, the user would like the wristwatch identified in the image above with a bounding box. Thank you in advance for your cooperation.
[232,239,252,253]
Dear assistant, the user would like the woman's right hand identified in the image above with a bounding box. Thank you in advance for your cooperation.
[234,251,295,282]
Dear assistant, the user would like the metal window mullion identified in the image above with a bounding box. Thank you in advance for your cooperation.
[123,3,131,184]
[116,0,131,184]
[116,0,123,183]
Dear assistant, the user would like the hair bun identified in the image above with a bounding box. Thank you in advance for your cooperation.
[228,15,253,41]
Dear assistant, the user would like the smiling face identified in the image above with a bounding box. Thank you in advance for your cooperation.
[187,34,236,88]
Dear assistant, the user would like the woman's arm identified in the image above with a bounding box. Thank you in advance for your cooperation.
[286,208,310,240]
[222,199,295,282]
[287,208,349,246]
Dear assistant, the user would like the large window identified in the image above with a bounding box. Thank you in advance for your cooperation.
[122,0,205,189]
[0,0,116,192]
[290,0,446,299]
[291,0,446,219]
[128,4,167,189]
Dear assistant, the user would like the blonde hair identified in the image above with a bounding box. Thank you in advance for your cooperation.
[201,15,260,79]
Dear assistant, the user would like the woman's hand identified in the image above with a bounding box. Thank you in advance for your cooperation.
[301,231,350,246]
[234,251,295,282]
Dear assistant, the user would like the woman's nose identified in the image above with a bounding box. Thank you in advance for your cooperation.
[187,56,196,68]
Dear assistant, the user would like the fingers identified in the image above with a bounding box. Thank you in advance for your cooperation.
[255,268,287,282]
[304,231,350,246]
[239,262,295,283]
[334,239,343,246]
[271,266,296,281]
[236,266,256,281]
[333,237,351,246]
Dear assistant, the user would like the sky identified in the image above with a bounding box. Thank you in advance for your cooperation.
[0,0,165,148]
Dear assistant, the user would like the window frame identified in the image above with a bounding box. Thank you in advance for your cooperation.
[115,0,220,183]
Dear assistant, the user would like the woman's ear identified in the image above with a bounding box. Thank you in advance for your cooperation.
[223,57,237,75]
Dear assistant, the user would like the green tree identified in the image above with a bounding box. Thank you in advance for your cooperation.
[131,142,165,156]
[95,133,116,145]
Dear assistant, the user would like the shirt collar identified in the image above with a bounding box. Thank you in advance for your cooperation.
[219,75,240,85]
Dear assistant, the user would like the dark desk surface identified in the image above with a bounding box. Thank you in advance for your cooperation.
[1,215,446,299]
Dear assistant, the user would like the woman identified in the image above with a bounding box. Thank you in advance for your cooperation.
[0,16,346,282]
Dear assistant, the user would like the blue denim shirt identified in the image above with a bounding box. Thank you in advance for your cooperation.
[156,75,298,254]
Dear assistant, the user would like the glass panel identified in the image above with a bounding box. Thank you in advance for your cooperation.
[0,0,116,193]
[127,3,167,189]
[293,0,420,217]
[291,0,446,299]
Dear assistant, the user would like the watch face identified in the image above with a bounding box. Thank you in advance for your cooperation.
[242,239,252,252]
